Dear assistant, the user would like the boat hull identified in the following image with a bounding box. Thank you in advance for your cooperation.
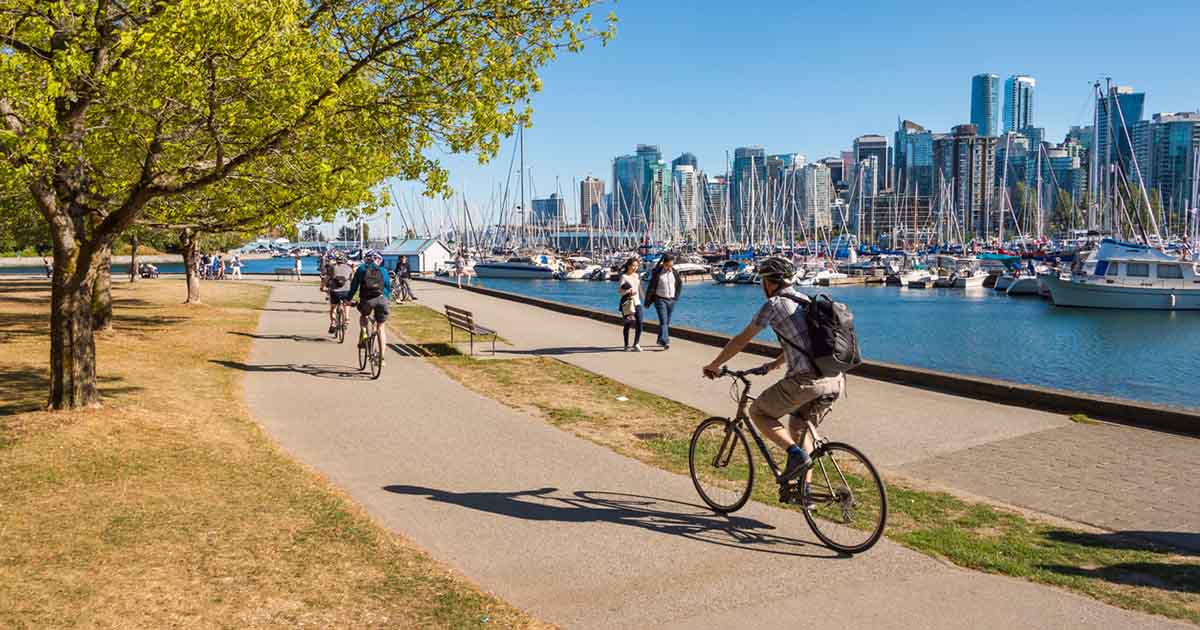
[1006,277,1041,296]
[1044,276,1200,310]
[994,274,1015,291]
[953,273,987,288]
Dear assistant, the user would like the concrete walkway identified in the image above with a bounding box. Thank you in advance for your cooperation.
[235,281,1185,629]
[413,281,1200,552]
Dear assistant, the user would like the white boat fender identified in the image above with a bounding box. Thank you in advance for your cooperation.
[1171,294,1176,308]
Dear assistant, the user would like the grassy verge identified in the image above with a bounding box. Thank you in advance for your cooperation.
[0,278,545,629]
[391,304,1200,624]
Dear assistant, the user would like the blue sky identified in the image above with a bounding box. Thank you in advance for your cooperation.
[374,0,1200,233]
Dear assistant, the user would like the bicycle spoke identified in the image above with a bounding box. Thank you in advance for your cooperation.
[802,443,887,554]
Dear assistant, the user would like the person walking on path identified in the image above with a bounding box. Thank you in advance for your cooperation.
[394,256,417,302]
[453,250,468,288]
[645,253,683,350]
[618,258,644,352]
[231,254,243,280]
[293,254,303,280]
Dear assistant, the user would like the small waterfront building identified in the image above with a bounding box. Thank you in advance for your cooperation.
[380,238,454,274]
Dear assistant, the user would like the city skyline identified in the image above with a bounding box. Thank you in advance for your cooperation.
[381,1,1199,228]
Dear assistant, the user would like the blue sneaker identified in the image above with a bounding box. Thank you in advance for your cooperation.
[781,447,811,482]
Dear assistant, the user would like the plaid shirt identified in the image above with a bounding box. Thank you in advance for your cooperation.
[751,287,815,375]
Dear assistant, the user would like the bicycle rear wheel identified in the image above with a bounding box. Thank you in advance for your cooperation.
[801,442,887,554]
[370,327,384,379]
[335,308,346,344]
[688,417,754,514]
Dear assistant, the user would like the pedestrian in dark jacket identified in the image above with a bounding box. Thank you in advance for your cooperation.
[645,253,683,349]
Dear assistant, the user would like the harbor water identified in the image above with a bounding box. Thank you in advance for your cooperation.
[469,277,1200,411]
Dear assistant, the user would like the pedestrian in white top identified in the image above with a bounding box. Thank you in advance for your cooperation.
[617,258,643,351]
[231,254,243,279]
[293,255,302,280]
[645,253,683,349]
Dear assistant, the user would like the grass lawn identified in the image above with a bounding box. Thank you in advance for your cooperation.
[390,303,1200,625]
[0,278,545,629]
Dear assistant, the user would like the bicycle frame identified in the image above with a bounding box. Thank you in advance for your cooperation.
[725,372,830,483]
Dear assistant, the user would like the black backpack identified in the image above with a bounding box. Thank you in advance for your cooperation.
[779,293,863,377]
[360,265,384,299]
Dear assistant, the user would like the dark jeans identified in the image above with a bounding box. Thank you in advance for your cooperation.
[653,298,676,346]
[623,304,643,347]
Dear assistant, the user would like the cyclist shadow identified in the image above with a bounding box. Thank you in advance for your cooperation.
[382,485,844,559]
[210,360,374,381]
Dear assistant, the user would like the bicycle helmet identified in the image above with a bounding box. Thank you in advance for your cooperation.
[363,248,382,263]
[334,250,347,262]
[755,256,796,284]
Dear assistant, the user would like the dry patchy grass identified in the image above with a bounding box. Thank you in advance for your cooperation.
[0,278,547,629]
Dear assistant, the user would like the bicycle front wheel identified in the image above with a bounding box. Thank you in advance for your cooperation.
[370,329,384,380]
[688,417,754,514]
[802,442,887,554]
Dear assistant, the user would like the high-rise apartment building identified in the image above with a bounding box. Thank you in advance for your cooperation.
[820,157,845,187]
[671,152,698,170]
[1003,75,1036,133]
[853,135,889,192]
[1135,112,1200,216]
[800,163,833,232]
[672,164,699,235]
[934,124,998,236]
[703,174,729,242]
[612,153,644,229]
[579,176,605,226]
[971,73,1000,137]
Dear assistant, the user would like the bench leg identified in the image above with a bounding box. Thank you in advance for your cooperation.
[469,333,474,356]
[491,335,496,356]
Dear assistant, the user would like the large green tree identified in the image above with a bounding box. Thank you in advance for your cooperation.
[0,0,613,409]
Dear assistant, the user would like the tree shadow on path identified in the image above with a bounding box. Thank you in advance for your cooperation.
[226,331,332,343]
[382,485,844,559]
[1041,562,1200,594]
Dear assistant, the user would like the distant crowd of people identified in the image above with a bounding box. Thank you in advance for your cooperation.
[196,253,244,280]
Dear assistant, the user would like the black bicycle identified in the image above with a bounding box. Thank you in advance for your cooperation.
[688,367,887,554]
[332,301,348,344]
[355,309,384,380]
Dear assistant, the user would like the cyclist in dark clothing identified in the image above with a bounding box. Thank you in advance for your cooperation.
[345,250,392,361]
[393,256,417,302]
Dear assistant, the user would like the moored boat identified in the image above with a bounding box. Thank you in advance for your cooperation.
[1043,238,1200,309]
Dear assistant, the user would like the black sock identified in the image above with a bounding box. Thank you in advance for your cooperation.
[787,444,805,457]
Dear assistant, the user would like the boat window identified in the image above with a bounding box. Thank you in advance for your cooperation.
[1157,264,1183,279]
[1125,263,1150,278]
[1105,262,1120,277]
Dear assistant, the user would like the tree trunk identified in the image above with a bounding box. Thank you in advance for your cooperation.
[49,261,101,409]
[128,233,139,283]
[92,246,114,331]
[181,229,201,304]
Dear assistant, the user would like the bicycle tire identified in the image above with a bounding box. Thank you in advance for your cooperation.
[688,417,754,514]
[335,308,346,344]
[370,328,384,380]
[357,327,368,370]
[801,442,887,554]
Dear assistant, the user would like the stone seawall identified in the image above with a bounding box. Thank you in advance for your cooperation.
[417,277,1200,436]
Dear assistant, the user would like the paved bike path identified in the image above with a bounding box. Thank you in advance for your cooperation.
[414,281,1200,550]
[238,282,1183,629]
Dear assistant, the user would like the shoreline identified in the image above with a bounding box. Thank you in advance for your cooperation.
[415,276,1200,435]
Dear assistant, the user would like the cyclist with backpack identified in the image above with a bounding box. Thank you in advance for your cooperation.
[702,256,859,485]
[344,249,392,358]
[325,251,354,334]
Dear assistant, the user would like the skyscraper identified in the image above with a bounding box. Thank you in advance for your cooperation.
[853,135,889,192]
[703,174,729,242]
[894,119,935,195]
[1003,75,1036,133]
[933,124,998,236]
[819,157,845,187]
[971,73,1000,137]
[1096,85,1147,182]
[730,146,766,239]
[672,164,699,236]
[1141,112,1200,216]
[531,194,565,225]
[579,176,605,226]
[612,153,644,229]
[671,152,698,170]
[800,163,833,232]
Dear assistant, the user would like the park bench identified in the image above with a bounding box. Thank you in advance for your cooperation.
[274,267,296,281]
[445,305,497,356]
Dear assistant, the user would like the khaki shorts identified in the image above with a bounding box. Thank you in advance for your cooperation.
[750,371,845,433]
